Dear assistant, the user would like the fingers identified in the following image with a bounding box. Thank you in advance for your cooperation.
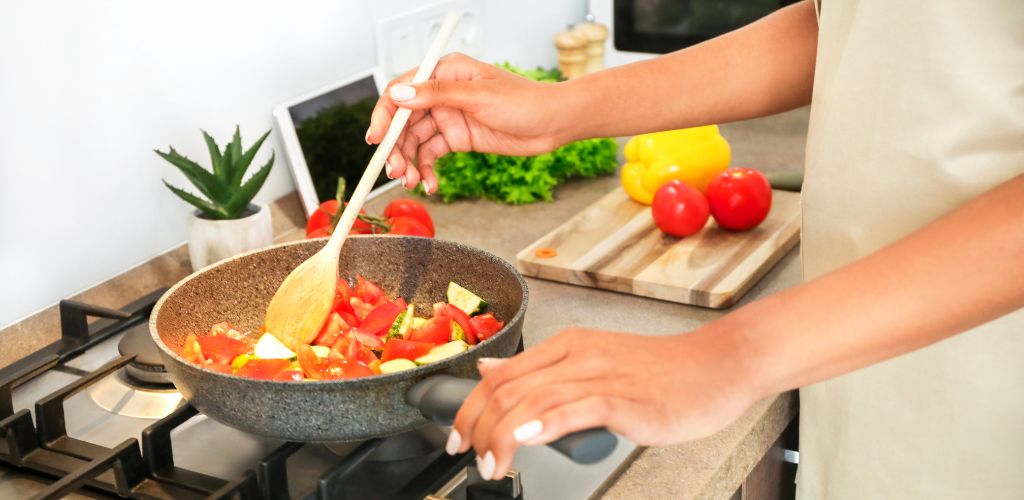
[487,395,628,480]
[414,134,452,195]
[388,78,484,113]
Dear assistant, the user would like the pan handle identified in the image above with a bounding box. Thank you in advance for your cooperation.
[406,375,618,465]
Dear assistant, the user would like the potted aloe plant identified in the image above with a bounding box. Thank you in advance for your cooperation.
[156,126,275,271]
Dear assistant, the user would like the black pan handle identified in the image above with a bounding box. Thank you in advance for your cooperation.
[406,375,618,465]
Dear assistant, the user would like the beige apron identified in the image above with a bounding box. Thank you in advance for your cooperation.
[798,1,1024,498]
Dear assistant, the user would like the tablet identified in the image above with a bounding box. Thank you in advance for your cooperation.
[274,68,398,217]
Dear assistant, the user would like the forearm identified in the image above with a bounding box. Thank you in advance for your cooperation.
[556,0,819,142]
[706,175,1024,399]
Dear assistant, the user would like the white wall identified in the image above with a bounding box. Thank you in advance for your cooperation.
[0,0,587,328]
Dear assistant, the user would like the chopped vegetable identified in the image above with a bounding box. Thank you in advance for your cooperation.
[446,282,486,315]
[414,340,469,365]
[253,333,297,360]
[379,358,418,374]
[180,275,501,381]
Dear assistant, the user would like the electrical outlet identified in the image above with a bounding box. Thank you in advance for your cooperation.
[376,0,484,80]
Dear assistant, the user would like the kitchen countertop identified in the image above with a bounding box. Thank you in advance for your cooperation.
[0,107,810,499]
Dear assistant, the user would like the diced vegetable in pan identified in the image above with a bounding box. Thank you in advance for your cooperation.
[179,278,503,380]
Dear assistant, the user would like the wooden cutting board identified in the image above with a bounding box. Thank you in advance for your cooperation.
[516,189,801,308]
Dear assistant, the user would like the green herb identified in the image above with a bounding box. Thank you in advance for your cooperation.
[429,64,617,204]
[155,126,274,220]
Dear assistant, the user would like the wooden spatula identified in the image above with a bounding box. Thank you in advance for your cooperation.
[265,12,461,349]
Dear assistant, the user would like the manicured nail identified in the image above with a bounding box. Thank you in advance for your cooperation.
[445,429,461,455]
[477,451,496,480]
[365,130,371,144]
[477,357,506,368]
[421,180,431,195]
[390,84,416,101]
[385,162,393,178]
[513,420,543,443]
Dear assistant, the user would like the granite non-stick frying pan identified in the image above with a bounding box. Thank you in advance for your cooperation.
[150,236,615,463]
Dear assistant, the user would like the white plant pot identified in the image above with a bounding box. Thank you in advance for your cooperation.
[186,204,273,271]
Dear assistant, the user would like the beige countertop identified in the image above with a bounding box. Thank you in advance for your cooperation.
[0,107,810,499]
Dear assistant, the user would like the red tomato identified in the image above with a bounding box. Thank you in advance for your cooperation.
[204,362,233,374]
[299,346,345,380]
[407,317,452,345]
[468,313,504,341]
[380,339,434,362]
[443,304,475,345]
[394,297,408,310]
[330,332,380,365]
[355,276,385,304]
[705,167,772,231]
[336,310,360,329]
[332,279,356,316]
[383,199,434,236]
[236,358,290,380]
[350,297,375,320]
[306,200,373,238]
[315,312,350,347]
[651,180,710,238]
[387,216,432,237]
[182,333,205,365]
[354,301,403,337]
[196,335,250,365]
[273,369,304,382]
[338,360,374,379]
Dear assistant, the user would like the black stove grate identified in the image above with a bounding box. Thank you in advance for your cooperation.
[0,291,523,500]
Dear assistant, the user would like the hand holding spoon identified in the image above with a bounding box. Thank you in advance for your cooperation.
[265,12,461,348]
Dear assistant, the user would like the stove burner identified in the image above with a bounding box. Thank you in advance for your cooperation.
[117,322,171,385]
[88,370,183,419]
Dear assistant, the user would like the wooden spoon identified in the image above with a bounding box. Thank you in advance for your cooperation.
[265,12,461,349]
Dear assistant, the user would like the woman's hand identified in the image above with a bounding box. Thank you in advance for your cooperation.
[447,327,758,480]
[365,53,572,193]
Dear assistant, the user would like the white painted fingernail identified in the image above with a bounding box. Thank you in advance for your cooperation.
[390,84,416,101]
[477,357,505,367]
[477,450,496,480]
[513,420,543,443]
[421,180,430,195]
[385,162,393,178]
[445,429,461,455]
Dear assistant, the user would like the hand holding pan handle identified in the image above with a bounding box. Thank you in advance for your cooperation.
[406,374,618,464]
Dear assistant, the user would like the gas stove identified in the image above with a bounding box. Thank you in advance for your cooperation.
[0,290,637,499]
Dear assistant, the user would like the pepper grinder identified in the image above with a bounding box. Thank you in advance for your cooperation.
[554,29,588,79]
[574,20,609,74]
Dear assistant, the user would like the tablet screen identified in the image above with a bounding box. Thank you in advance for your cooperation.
[287,75,389,203]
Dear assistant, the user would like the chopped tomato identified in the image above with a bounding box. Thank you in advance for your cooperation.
[380,339,434,362]
[443,304,475,345]
[350,297,375,320]
[407,317,452,345]
[298,345,346,380]
[336,310,360,329]
[355,301,403,337]
[182,333,205,364]
[236,358,290,380]
[394,297,408,309]
[469,313,504,341]
[204,361,233,374]
[197,335,250,365]
[315,312,350,347]
[331,332,380,365]
[352,331,384,349]
[355,275,385,304]
[273,369,304,382]
[339,360,374,379]
[332,279,356,316]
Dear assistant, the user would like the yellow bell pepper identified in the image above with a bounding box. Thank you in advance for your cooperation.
[620,125,731,205]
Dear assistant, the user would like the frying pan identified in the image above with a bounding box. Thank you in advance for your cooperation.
[150,236,615,464]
